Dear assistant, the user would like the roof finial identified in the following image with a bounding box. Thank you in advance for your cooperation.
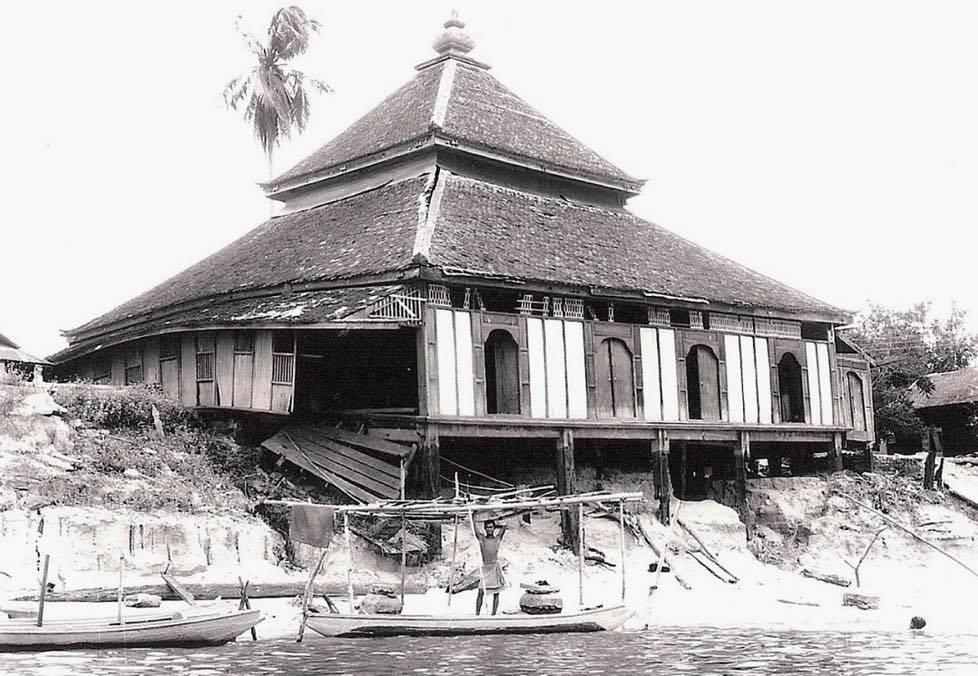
[432,10,475,57]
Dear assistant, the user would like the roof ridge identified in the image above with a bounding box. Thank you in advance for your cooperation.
[431,59,457,129]
[412,168,447,262]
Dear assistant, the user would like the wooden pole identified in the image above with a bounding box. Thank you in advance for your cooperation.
[400,513,407,608]
[577,502,585,608]
[400,457,406,500]
[296,549,328,643]
[344,512,355,612]
[618,500,627,602]
[117,555,125,626]
[447,514,459,607]
[36,554,50,627]
[467,510,487,609]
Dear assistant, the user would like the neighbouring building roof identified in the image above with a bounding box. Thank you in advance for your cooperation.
[0,332,51,366]
[909,367,978,409]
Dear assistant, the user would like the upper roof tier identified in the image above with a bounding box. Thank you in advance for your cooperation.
[265,14,642,194]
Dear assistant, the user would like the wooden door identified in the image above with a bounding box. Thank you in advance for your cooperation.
[160,358,179,400]
[595,338,636,418]
[848,372,866,431]
[485,330,520,414]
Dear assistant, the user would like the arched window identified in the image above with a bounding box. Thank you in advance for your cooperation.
[847,372,867,431]
[778,353,805,423]
[595,338,636,418]
[484,330,520,414]
[686,345,721,421]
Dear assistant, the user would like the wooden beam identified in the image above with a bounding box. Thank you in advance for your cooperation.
[734,432,751,539]
[556,429,580,553]
[651,430,672,525]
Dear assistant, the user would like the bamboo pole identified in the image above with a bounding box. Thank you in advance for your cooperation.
[117,556,125,626]
[296,549,329,643]
[838,492,978,579]
[400,513,407,608]
[577,503,585,608]
[264,492,643,515]
[344,512,355,611]
[618,500,627,602]
[467,510,487,611]
[36,554,50,628]
[399,457,406,500]
[447,514,459,607]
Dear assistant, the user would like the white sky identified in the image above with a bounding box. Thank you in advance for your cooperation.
[2,1,976,357]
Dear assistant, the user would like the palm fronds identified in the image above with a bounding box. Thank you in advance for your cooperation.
[223,6,331,161]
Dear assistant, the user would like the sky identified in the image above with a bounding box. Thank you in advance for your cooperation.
[1,1,976,358]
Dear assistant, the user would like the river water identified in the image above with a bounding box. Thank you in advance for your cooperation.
[1,626,976,675]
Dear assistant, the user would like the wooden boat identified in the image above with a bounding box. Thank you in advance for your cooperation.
[304,604,633,638]
[0,604,262,651]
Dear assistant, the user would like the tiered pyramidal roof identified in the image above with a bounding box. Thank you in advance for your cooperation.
[61,14,845,356]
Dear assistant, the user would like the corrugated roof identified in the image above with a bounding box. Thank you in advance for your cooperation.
[909,367,978,409]
[426,173,843,316]
[50,285,403,363]
[268,59,639,191]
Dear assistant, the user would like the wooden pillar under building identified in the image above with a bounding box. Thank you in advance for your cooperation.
[831,432,844,473]
[677,442,687,501]
[417,424,442,554]
[734,432,751,540]
[651,430,672,525]
[556,429,580,553]
[863,442,876,473]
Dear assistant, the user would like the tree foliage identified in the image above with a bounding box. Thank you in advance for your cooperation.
[847,302,978,441]
[223,6,331,167]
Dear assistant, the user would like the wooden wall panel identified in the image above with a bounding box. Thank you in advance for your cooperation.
[271,383,292,413]
[631,325,645,416]
[804,342,822,425]
[659,329,680,422]
[232,353,254,408]
[544,319,567,418]
[143,337,160,385]
[739,335,759,424]
[565,321,588,419]
[526,317,546,418]
[435,309,457,416]
[180,334,197,407]
[754,337,773,424]
[252,330,274,411]
[471,313,486,416]
[816,342,833,425]
[425,308,439,416]
[517,317,531,416]
[724,334,744,423]
[640,328,662,421]
[215,331,234,407]
[454,310,475,416]
[110,350,125,386]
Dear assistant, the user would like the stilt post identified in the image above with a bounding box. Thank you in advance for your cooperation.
[36,554,50,627]
[447,514,459,606]
[618,499,626,602]
[344,512,354,612]
[651,430,672,525]
[734,432,750,540]
[117,555,125,626]
[419,424,442,554]
[296,549,328,643]
[577,502,585,608]
[831,432,844,472]
[400,513,407,608]
[556,429,579,552]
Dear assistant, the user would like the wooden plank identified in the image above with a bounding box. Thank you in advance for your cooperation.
[544,319,568,418]
[271,383,293,413]
[724,334,744,423]
[659,329,679,421]
[232,353,254,409]
[296,446,399,497]
[110,350,125,386]
[180,334,197,407]
[754,337,773,424]
[288,429,401,483]
[640,328,662,421]
[424,307,439,416]
[262,435,380,503]
[593,337,614,419]
[526,317,547,418]
[215,331,234,407]
[252,330,274,411]
[471,313,486,417]
[805,341,822,425]
[143,337,160,385]
[816,342,833,425]
[160,359,179,401]
[435,309,457,416]
[454,310,475,416]
[317,426,413,458]
[739,335,759,424]
[161,573,196,605]
[517,316,532,417]
[564,321,588,419]
[367,428,421,443]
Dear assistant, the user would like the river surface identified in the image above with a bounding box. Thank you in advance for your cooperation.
[2,626,976,675]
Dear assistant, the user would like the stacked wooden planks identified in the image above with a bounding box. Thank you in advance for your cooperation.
[262,425,414,503]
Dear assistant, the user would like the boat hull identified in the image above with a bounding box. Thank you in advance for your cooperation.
[305,605,633,638]
[0,608,262,651]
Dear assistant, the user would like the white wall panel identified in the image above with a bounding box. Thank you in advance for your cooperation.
[659,329,680,421]
[640,327,662,421]
[740,335,759,424]
[754,337,773,424]
[527,318,547,418]
[816,342,833,425]
[805,341,822,425]
[453,311,474,416]
[564,321,588,419]
[435,309,457,416]
[544,319,568,418]
[724,334,744,423]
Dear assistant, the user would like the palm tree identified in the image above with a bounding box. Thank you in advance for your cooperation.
[223,6,331,178]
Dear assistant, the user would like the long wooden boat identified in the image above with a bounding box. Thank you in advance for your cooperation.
[304,605,633,638]
[0,605,262,651]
